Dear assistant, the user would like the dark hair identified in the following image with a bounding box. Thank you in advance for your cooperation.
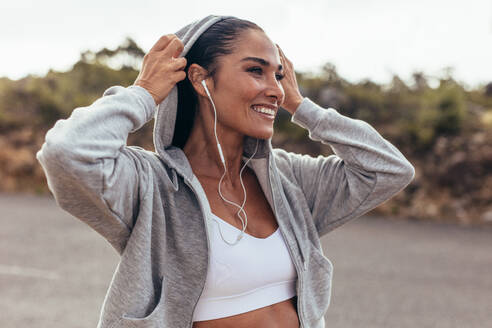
[172,18,263,149]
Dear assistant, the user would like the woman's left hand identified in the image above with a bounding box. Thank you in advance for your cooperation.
[276,44,304,115]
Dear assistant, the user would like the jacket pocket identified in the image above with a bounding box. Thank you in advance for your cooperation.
[118,276,167,327]
[302,245,334,325]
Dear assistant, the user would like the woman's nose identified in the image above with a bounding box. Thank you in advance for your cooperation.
[265,76,284,103]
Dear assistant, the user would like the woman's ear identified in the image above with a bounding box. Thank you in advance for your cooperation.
[188,64,210,97]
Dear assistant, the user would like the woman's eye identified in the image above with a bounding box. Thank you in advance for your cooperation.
[247,67,263,74]
[248,67,284,81]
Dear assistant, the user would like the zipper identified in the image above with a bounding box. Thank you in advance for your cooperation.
[184,176,211,328]
[267,154,306,328]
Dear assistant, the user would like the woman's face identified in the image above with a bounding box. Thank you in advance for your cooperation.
[205,29,285,140]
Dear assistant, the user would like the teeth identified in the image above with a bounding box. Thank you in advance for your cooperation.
[252,106,275,116]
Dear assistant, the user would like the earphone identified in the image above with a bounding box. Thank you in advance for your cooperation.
[200,79,259,245]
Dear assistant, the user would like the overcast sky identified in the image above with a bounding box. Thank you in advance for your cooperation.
[1,0,491,89]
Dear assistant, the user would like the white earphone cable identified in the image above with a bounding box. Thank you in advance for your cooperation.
[201,80,259,245]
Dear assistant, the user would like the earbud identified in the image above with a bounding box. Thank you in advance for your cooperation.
[201,80,211,98]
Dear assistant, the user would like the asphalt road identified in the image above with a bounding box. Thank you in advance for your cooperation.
[1,193,491,328]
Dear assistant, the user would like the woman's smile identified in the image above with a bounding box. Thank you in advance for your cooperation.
[250,104,277,120]
[198,29,284,140]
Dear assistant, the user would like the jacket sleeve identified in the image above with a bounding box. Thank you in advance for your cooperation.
[36,85,157,253]
[277,97,415,237]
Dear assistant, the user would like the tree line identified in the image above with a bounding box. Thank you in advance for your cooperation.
[1,37,491,225]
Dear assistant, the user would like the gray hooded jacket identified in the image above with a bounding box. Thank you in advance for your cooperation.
[36,14,415,328]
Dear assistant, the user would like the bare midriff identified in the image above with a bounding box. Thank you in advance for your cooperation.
[192,296,300,328]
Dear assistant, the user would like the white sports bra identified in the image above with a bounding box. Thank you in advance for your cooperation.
[192,209,298,322]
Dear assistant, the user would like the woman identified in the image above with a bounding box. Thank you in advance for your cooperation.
[36,15,415,328]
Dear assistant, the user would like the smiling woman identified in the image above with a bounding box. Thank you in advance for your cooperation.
[172,19,302,150]
[174,19,302,327]
[36,14,415,328]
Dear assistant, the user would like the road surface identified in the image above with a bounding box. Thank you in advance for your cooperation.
[1,193,491,327]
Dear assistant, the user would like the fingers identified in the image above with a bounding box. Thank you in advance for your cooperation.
[161,37,186,73]
[148,34,186,71]
[150,34,176,53]
[276,44,292,66]
[172,38,185,58]
[162,37,185,58]
[172,70,187,83]
[171,56,187,71]
[149,34,185,60]
[276,43,283,55]
[276,44,284,60]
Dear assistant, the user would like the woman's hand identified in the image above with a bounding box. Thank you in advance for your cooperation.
[276,44,304,115]
[134,34,187,105]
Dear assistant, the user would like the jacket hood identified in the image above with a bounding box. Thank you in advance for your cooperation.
[152,14,273,181]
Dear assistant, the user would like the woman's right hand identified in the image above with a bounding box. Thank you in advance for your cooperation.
[134,34,187,105]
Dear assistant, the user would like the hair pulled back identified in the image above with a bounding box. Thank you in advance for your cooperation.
[172,18,263,149]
